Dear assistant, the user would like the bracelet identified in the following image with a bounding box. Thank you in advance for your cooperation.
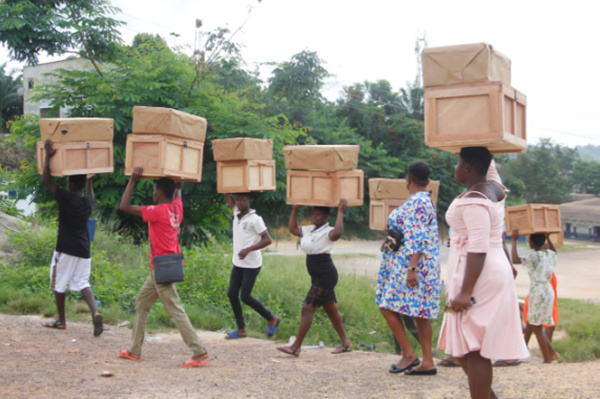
[409,266,417,272]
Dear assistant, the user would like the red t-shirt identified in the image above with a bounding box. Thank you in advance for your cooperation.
[142,196,183,268]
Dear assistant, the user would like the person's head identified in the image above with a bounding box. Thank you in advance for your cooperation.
[455,146,492,184]
[67,175,86,193]
[311,206,331,227]
[528,233,546,250]
[407,161,431,188]
[234,192,252,212]
[153,178,175,203]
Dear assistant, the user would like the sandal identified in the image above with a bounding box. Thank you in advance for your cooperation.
[265,316,281,338]
[331,343,352,354]
[42,319,66,330]
[438,356,461,367]
[225,330,247,339]
[493,359,522,367]
[93,314,104,337]
[276,345,301,357]
[179,353,210,367]
[118,349,141,361]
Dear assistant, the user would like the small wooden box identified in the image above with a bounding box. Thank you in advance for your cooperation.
[370,199,404,231]
[37,140,113,176]
[217,160,276,193]
[424,81,527,154]
[368,178,440,205]
[286,169,363,206]
[125,134,204,181]
[505,204,562,236]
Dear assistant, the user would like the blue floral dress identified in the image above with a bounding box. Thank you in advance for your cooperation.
[375,191,441,319]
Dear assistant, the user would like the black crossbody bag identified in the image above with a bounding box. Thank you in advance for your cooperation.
[151,206,184,285]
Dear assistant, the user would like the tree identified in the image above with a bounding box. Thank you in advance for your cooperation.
[0,63,23,131]
[572,160,600,195]
[0,0,122,75]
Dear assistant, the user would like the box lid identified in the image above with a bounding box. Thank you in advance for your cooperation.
[211,138,273,161]
[40,118,114,142]
[283,145,359,171]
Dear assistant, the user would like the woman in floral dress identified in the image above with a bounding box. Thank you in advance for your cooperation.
[376,161,441,375]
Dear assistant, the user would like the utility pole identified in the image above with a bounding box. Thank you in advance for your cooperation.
[414,32,428,86]
[170,32,180,47]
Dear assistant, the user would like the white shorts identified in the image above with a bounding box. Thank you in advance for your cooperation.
[49,250,92,293]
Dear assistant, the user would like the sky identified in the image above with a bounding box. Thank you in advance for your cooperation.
[3,0,599,148]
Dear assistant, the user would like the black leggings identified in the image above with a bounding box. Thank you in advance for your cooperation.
[227,265,273,330]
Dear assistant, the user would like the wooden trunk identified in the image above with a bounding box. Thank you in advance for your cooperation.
[37,140,113,176]
[505,204,562,235]
[286,169,363,206]
[424,81,527,153]
[369,199,404,231]
[217,160,276,193]
[125,134,204,181]
[368,178,440,205]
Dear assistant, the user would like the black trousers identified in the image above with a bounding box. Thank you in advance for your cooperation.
[227,265,273,330]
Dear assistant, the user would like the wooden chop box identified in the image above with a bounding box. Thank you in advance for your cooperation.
[505,204,562,236]
[422,42,511,87]
[37,141,114,176]
[286,169,363,207]
[40,118,114,143]
[424,81,527,153]
[283,145,359,171]
[217,160,276,193]
[125,134,204,181]
[212,138,273,161]
[132,106,207,142]
[368,179,440,231]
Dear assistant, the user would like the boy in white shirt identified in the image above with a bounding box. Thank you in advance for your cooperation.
[224,193,280,339]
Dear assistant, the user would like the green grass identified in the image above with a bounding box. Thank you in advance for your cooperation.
[1,218,599,362]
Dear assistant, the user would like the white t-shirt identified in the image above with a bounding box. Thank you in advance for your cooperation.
[300,223,336,255]
[232,206,268,268]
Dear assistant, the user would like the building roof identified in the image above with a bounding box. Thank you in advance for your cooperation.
[561,197,600,225]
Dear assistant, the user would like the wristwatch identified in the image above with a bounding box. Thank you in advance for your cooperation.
[409,266,417,272]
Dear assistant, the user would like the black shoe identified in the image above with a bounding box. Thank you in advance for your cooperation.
[405,367,438,376]
[389,358,420,373]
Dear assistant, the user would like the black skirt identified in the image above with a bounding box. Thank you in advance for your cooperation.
[304,254,338,306]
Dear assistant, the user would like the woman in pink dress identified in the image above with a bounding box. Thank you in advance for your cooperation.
[438,147,529,399]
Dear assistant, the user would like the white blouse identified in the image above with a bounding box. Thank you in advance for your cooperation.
[300,223,335,255]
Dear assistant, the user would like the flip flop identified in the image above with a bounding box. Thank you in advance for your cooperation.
[225,330,247,339]
[179,355,210,368]
[93,314,104,337]
[118,349,141,361]
[42,319,66,330]
[265,316,281,337]
[493,359,522,367]
[331,344,352,354]
[438,357,461,367]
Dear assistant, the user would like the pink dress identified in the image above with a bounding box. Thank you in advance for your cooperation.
[437,164,529,360]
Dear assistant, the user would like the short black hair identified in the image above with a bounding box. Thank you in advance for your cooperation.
[235,192,252,199]
[459,146,492,177]
[530,233,547,248]
[407,161,431,186]
[155,177,176,199]
[68,175,86,191]
[313,206,331,216]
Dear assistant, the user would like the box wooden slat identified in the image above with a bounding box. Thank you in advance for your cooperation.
[40,118,114,143]
[37,141,114,176]
[132,106,207,142]
[286,169,363,206]
[212,138,273,161]
[369,199,404,231]
[424,81,527,154]
[547,231,564,249]
[368,178,440,204]
[505,204,562,236]
[125,134,204,181]
[217,160,276,193]
[283,145,359,171]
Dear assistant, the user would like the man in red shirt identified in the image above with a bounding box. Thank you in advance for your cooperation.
[118,167,209,367]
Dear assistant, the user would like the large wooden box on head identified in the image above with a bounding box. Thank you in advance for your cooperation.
[286,169,363,207]
[422,43,511,87]
[125,134,204,181]
[283,145,359,171]
[368,179,440,231]
[40,118,114,143]
[212,138,273,161]
[217,160,276,193]
[424,81,527,154]
[132,106,207,142]
[37,141,114,176]
[505,204,562,236]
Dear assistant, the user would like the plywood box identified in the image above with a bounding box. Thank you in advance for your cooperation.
[424,81,527,154]
[132,106,207,142]
[422,42,511,87]
[212,138,273,161]
[37,140,113,176]
[505,204,562,236]
[217,160,276,193]
[40,118,114,143]
[286,169,363,207]
[125,134,204,181]
[283,145,359,171]
[369,199,405,231]
[369,178,440,205]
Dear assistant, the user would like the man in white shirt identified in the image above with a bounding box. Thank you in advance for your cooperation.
[224,193,280,339]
